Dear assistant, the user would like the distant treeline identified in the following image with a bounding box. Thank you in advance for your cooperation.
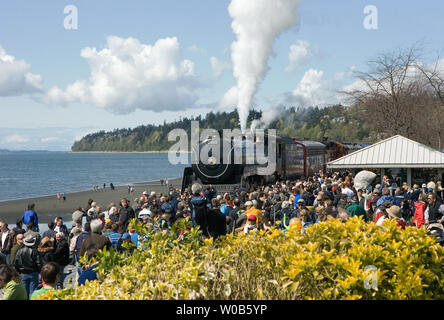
[71,105,378,152]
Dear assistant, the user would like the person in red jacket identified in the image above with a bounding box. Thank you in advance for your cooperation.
[413,193,427,228]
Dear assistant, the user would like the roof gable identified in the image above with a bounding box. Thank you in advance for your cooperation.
[327,135,444,168]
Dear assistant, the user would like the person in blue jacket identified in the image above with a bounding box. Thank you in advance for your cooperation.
[190,183,207,228]
[376,186,394,207]
[293,190,302,209]
[77,247,99,286]
[21,203,39,232]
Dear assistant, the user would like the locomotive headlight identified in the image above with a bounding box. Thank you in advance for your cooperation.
[208,156,217,165]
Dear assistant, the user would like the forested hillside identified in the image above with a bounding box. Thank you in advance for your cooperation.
[71,105,377,152]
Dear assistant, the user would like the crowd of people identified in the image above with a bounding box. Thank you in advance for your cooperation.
[0,171,443,300]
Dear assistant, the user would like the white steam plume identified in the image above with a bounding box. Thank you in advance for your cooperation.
[250,106,285,132]
[228,0,300,133]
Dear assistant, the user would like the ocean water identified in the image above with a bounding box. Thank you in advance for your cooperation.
[0,152,189,202]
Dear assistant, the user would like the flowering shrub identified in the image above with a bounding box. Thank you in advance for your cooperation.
[38,217,444,300]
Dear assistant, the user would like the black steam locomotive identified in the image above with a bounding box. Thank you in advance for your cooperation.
[181,134,337,193]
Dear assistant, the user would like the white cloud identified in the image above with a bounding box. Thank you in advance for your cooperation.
[337,78,368,106]
[43,36,201,114]
[348,66,356,75]
[41,137,60,143]
[0,127,97,151]
[334,72,345,80]
[287,68,358,107]
[285,40,314,72]
[341,78,367,94]
[0,45,43,96]
[210,57,231,77]
[219,86,238,109]
[3,134,30,144]
[291,69,324,106]
[187,45,207,55]
[339,62,422,105]
[74,130,97,142]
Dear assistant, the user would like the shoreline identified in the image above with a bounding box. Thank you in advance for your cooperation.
[69,151,191,154]
[0,177,179,204]
[0,177,182,225]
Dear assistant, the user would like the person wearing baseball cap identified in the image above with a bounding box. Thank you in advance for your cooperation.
[244,201,262,227]
[243,215,258,234]
[158,203,174,231]
[161,203,173,215]
[296,198,316,223]
[119,233,135,254]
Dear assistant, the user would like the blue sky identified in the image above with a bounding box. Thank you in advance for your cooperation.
[0,0,443,150]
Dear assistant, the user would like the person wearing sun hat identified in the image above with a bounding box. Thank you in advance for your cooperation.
[386,205,406,229]
[373,200,392,224]
[14,234,42,299]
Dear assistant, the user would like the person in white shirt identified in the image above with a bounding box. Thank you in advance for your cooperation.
[243,215,258,234]
[376,214,387,227]
[341,184,355,201]
[0,221,12,264]
[138,204,152,220]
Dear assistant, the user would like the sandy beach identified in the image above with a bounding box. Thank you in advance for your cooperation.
[0,178,182,225]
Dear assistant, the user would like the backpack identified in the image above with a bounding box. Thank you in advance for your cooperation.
[22,211,35,225]
[190,196,207,227]
[220,204,230,216]
[193,202,208,228]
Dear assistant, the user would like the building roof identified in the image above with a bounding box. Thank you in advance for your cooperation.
[327,135,444,169]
